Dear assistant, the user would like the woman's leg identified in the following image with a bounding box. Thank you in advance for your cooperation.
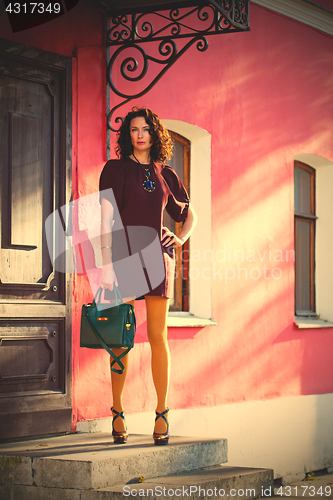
[145,295,170,435]
[110,299,135,432]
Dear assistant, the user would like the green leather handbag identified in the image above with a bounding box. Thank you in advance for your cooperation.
[80,287,136,374]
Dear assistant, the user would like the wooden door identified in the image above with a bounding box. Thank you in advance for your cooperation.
[0,40,72,440]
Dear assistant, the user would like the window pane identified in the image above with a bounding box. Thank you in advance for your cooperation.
[294,167,311,214]
[163,133,189,311]
[164,140,184,310]
[295,219,312,311]
[168,140,184,182]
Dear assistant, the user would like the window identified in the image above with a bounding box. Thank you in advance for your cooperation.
[163,119,214,326]
[164,132,190,311]
[294,161,316,315]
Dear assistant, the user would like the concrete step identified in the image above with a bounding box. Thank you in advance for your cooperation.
[83,465,274,500]
[0,432,227,493]
[1,464,274,500]
[270,473,333,499]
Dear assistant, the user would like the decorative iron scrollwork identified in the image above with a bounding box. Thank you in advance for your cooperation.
[107,1,249,131]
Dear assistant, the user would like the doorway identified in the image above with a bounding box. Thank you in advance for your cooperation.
[0,39,72,440]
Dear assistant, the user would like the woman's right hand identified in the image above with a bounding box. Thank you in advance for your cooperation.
[101,263,118,291]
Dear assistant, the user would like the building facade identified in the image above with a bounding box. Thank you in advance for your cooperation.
[0,0,332,480]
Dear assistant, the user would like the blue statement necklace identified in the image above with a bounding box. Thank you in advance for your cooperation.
[132,154,156,192]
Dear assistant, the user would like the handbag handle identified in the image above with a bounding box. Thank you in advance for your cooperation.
[93,286,123,307]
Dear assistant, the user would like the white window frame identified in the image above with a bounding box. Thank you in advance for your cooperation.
[294,154,333,328]
[163,119,216,327]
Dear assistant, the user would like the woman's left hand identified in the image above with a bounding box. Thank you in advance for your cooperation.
[161,227,184,248]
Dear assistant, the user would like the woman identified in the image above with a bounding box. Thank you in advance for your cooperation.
[99,107,197,445]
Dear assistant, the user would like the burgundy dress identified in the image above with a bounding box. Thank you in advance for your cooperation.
[99,157,189,299]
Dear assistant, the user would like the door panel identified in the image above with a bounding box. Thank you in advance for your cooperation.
[0,321,63,394]
[0,40,72,440]
[0,72,57,298]
[10,112,41,248]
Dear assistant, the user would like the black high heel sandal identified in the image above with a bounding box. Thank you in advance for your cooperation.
[153,408,169,446]
[111,407,128,444]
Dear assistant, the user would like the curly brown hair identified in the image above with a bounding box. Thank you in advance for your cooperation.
[115,107,173,163]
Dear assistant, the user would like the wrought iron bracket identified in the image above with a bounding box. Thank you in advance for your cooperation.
[107,0,250,131]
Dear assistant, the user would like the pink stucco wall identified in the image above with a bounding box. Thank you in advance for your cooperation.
[106,4,333,415]
[1,0,332,429]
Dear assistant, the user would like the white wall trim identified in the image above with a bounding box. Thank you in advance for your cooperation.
[295,316,333,328]
[294,154,333,322]
[251,0,333,35]
[163,119,213,321]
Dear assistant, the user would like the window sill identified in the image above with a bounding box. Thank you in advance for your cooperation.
[167,312,217,327]
[294,316,333,329]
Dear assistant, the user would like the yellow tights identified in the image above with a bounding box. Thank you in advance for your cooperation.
[111,295,170,435]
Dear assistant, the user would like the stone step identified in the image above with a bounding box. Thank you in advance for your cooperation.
[1,465,274,500]
[86,465,273,500]
[0,432,227,492]
[270,473,333,499]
